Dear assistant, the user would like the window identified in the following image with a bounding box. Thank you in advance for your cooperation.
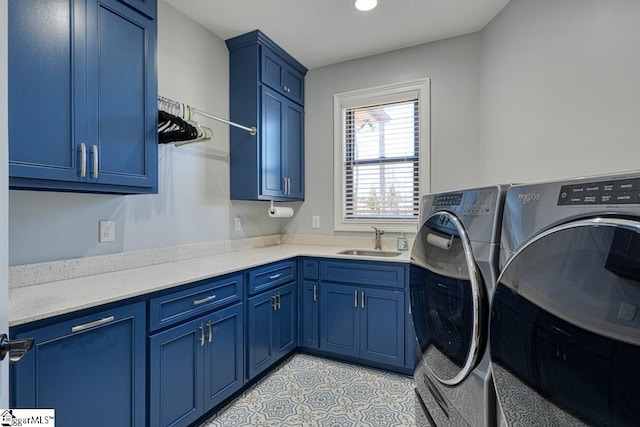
[334,79,430,232]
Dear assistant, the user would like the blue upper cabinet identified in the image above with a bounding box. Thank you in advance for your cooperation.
[261,47,305,105]
[8,0,158,194]
[226,30,307,201]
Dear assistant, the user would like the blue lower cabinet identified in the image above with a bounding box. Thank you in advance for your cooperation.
[149,303,244,427]
[299,280,319,349]
[203,305,245,412]
[319,283,360,358]
[247,283,296,380]
[360,287,405,367]
[11,302,146,427]
[320,283,405,367]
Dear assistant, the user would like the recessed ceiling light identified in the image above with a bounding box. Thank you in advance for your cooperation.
[354,0,378,12]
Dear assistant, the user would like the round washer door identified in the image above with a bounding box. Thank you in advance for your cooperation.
[410,211,484,386]
[490,218,640,426]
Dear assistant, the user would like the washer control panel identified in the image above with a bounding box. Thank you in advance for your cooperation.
[558,177,640,206]
[432,191,495,216]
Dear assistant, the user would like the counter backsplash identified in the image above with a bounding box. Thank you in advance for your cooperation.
[10,233,414,289]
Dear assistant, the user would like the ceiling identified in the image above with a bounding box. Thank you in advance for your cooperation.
[164,0,511,69]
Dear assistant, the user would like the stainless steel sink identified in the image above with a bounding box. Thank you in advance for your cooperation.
[337,249,402,257]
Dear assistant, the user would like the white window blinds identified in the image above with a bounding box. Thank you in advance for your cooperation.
[343,98,420,221]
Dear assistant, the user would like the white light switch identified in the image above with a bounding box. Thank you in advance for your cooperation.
[234,217,242,232]
[312,216,320,229]
[99,220,115,243]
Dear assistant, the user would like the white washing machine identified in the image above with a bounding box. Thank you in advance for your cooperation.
[410,185,508,426]
[491,171,640,426]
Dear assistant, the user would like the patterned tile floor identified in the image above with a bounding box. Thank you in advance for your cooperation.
[200,354,416,426]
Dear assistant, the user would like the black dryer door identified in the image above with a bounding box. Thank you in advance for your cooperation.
[411,211,485,386]
[490,218,640,426]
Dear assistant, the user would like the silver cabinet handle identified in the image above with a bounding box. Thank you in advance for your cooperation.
[80,143,87,177]
[313,285,317,302]
[276,293,281,310]
[269,273,282,280]
[199,324,205,346]
[92,144,98,179]
[272,294,278,310]
[354,290,358,307]
[282,177,287,195]
[287,177,291,195]
[361,291,365,309]
[71,316,115,333]
[207,321,213,343]
[193,295,216,306]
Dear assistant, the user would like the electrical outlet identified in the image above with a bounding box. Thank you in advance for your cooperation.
[234,217,242,232]
[312,216,320,229]
[99,220,115,243]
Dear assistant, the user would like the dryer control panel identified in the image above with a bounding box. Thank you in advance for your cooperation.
[558,177,640,206]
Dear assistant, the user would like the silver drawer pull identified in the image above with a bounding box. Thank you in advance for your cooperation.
[269,273,282,280]
[193,295,216,306]
[313,285,317,302]
[71,316,115,333]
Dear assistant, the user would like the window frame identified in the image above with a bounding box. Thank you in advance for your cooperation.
[333,78,430,233]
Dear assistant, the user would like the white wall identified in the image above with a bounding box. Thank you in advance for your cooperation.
[479,0,640,185]
[8,1,283,265]
[285,34,482,236]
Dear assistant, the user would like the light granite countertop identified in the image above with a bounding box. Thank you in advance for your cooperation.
[10,243,411,327]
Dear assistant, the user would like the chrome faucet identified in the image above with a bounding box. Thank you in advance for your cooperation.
[372,227,384,250]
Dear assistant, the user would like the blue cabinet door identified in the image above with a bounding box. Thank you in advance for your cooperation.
[260,88,284,197]
[247,283,297,380]
[149,316,204,427]
[203,304,245,412]
[261,47,304,105]
[8,0,157,194]
[284,101,304,200]
[247,291,275,379]
[360,287,405,367]
[319,283,360,358]
[86,0,158,191]
[8,0,86,183]
[11,302,146,427]
[273,283,296,356]
[300,280,319,349]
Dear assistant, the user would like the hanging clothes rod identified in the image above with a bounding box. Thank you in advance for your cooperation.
[158,96,257,136]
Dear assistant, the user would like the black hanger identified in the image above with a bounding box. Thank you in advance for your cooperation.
[158,110,199,144]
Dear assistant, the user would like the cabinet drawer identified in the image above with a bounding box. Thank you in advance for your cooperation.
[248,259,296,295]
[320,260,405,289]
[302,259,319,280]
[149,274,243,331]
